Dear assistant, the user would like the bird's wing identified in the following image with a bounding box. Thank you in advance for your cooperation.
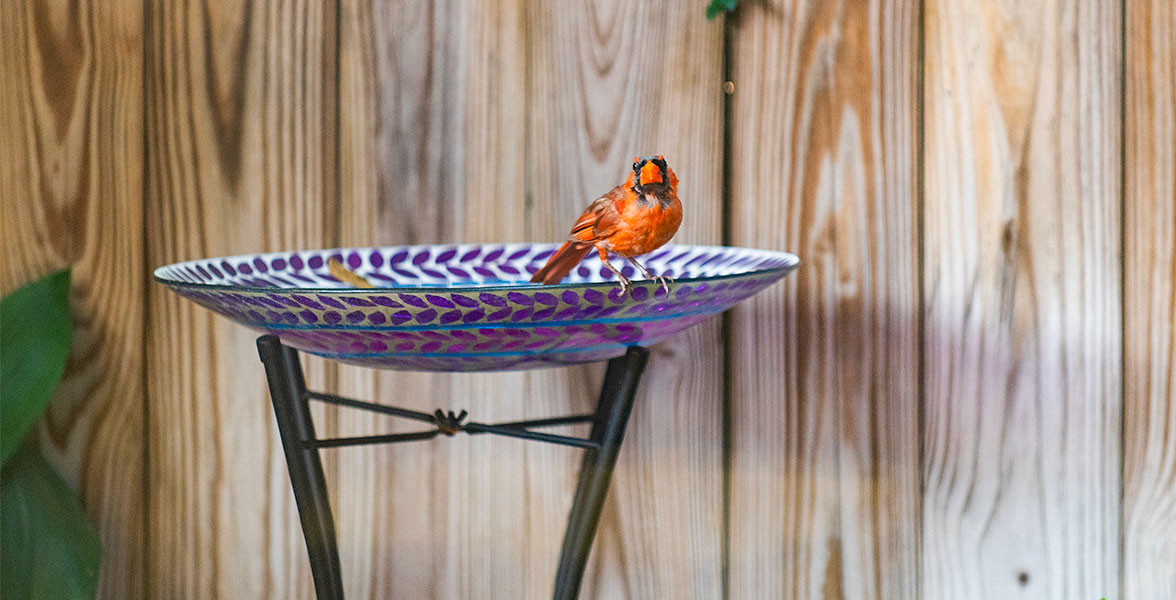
[569,185,626,243]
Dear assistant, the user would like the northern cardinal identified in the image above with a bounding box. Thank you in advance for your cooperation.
[530,155,682,295]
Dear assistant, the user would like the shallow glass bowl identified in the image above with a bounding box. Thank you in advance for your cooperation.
[154,243,799,372]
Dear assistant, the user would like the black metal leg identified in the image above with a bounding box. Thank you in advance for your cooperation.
[552,346,649,600]
[257,336,345,600]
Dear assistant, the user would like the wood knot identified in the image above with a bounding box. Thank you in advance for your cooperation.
[1002,220,1016,253]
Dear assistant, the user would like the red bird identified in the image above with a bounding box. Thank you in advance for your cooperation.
[530,155,683,296]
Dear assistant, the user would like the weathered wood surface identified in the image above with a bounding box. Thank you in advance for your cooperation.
[7,0,1176,597]
[526,2,726,597]
[921,0,1121,598]
[1124,0,1176,597]
[144,0,337,597]
[726,0,920,598]
[335,0,724,597]
[334,0,468,598]
[0,1,146,598]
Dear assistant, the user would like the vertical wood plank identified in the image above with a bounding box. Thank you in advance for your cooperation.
[338,1,563,598]
[1123,0,1176,597]
[335,0,466,597]
[0,1,146,598]
[921,0,1121,597]
[524,1,726,597]
[526,1,724,595]
[144,0,337,597]
[337,0,724,598]
[446,2,582,597]
[726,0,920,597]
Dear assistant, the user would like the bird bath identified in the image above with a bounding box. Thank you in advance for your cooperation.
[155,243,799,600]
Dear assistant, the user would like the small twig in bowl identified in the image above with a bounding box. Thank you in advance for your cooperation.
[327,257,374,288]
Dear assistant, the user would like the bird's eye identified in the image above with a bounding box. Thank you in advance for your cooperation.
[633,161,641,171]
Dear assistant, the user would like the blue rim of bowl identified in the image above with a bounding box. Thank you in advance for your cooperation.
[152,244,801,294]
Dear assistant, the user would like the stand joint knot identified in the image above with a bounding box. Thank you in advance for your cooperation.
[433,409,468,436]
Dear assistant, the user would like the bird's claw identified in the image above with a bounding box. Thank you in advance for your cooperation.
[652,275,673,295]
[616,277,634,298]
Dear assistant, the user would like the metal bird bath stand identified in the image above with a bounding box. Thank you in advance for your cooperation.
[257,334,648,600]
[154,243,798,600]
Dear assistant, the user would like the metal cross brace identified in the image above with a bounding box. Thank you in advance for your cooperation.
[301,390,601,450]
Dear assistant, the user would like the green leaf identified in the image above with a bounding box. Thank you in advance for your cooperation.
[1,442,100,600]
[1,269,72,466]
[706,0,738,20]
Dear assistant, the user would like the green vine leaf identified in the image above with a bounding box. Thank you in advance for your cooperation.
[706,0,738,20]
[1,269,72,467]
[1,442,101,600]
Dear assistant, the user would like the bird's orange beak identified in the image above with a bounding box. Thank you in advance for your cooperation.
[639,161,663,186]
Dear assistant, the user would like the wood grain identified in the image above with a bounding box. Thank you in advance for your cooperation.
[335,0,467,597]
[337,2,576,598]
[336,0,725,597]
[144,0,337,597]
[11,0,1166,596]
[0,1,146,598]
[1123,0,1176,597]
[525,1,725,597]
[921,0,1121,597]
[726,0,920,598]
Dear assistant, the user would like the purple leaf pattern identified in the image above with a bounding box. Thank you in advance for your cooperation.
[155,244,798,371]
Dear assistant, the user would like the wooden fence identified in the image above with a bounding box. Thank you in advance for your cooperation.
[1,0,1173,598]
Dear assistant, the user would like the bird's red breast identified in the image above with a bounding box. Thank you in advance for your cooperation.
[575,166,681,256]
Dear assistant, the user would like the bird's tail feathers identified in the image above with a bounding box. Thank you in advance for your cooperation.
[530,242,592,285]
